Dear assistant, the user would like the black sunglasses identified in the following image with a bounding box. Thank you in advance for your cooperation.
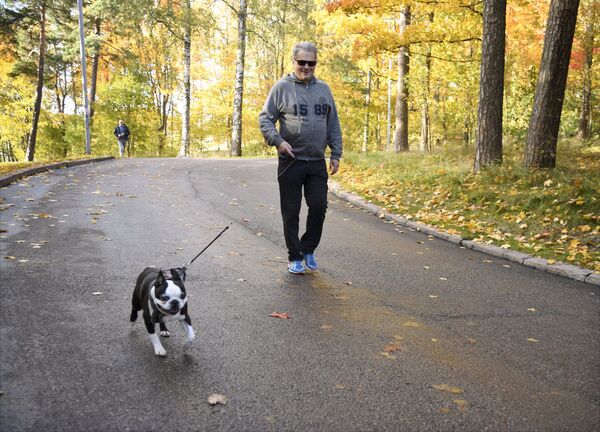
[295,60,317,67]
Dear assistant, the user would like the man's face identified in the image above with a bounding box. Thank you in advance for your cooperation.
[293,49,317,83]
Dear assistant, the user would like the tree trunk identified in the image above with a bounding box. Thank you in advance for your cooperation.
[419,12,434,154]
[386,57,392,151]
[77,0,91,155]
[179,0,191,157]
[577,2,594,139]
[362,68,371,153]
[393,6,410,153]
[231,0,247,157]
[89,18,101,122]
[524,0,580,168]
[26,2,46,162]
[474,0,506,173]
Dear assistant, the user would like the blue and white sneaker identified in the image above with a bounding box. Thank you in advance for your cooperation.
[288,260,305,274]
[303,253,318,271]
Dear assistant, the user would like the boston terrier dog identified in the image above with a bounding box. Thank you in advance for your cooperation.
[130,266,195,356]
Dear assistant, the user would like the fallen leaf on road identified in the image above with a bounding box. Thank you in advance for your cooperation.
[453,399,468,412]
[92,292,102,296]
[236,278,246,282]
[4,256,16,260]
[428,295,438,298]
[335,384,346,390]
[431,338,439,343]
[527,308,536,312]
[439,277,447,281]
[18,259,29,263]
[432,384,464,394]
[384,342,404,353]
[439,407,451,414]
[466,338,477,344]
[207,394,228,405]
[270,312,290,319]
[345,281,352,285]
[320,324,332,329]
[380,352,396,359]
[527,338,539,343]
[424,266,430,270]
[403,320,420,328]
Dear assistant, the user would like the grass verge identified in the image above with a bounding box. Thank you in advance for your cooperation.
[335,142,599,272]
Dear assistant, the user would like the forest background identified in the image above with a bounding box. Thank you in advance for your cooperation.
[0,0,598,271]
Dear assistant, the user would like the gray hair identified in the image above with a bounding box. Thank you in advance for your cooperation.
[292,41,318,60]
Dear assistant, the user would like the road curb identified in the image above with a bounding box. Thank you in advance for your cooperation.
[0,157,114,188]
[328,180,600,287]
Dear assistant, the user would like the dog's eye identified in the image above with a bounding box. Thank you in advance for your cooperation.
[159,295,169,302]
[180,293,186,299]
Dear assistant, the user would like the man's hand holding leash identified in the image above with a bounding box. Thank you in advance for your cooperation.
[277,141,295,158]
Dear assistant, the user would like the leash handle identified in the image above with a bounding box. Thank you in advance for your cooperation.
[184,223,231,268]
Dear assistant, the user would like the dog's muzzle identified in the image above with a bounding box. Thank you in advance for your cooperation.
[157,301,182,315]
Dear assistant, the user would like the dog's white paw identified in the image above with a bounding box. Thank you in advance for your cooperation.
[159,330,170,337]
[186,333,195,343]
[149,333,167,357]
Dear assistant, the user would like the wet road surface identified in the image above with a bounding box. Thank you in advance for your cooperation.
[1,158,598,431]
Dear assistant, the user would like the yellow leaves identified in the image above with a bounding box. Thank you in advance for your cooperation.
[432,384,464,394]
[453,399,469,412]
[567,196,585,206]
[403,320,421,328]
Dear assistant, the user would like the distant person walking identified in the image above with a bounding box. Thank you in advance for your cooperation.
[113,120,130,157]
[259,41,343,274]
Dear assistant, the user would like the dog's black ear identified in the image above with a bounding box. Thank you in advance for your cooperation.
[171,267,186,282]
[155,269,167,288]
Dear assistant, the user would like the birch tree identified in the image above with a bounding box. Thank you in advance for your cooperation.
[393,5,410,153]
[577,0,595,139]
[229,0,247,157]
[179,0,191,157]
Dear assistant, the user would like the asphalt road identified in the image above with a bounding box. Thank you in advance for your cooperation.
[1,158,598,432]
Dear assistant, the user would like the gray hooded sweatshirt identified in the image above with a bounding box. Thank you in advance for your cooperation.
[258,73,343,161]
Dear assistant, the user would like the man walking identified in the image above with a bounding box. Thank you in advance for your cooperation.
[259,41,343,274]
[113,120,130,157]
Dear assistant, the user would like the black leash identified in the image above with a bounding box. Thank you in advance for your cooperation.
[182,223,231,270]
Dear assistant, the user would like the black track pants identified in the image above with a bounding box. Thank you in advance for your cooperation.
[277,159,328,262]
